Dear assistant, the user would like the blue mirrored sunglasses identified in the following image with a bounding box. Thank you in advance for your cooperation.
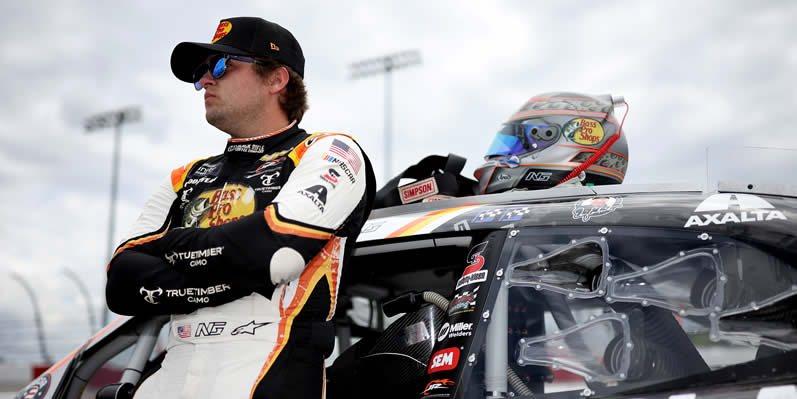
[192,54,268,90]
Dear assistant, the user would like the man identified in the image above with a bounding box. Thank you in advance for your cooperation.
[105,17,375,398]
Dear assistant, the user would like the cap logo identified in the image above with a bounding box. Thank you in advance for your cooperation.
[270,42,280,51]
[212,21,232,43]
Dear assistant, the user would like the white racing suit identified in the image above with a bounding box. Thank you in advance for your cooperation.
[106,122,375,398]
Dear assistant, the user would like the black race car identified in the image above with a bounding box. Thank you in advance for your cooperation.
[16,181,797,399]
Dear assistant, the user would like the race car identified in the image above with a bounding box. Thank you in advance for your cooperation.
[15,181,797,399]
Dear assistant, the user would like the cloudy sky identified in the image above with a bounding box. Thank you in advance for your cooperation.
[1,0,796,365]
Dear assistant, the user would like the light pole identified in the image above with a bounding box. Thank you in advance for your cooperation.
[63,268,97,334]
[350,51,421,182]
[10,272,51,363]
[84,106,141,326]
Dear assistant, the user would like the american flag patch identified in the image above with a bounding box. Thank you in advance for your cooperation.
[177,324,192,338]
[328,139,361,174]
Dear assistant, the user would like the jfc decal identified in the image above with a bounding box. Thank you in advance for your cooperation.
[572,197,622,222]
[684,193,787,228]
[428,347,460,374]
[212,21,232,43]
[456,241,489,290]
[563,118,605,145]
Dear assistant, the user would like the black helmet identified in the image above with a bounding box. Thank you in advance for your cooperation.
[475,92,629,194]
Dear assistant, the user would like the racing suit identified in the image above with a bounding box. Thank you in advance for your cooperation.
[105,121,375,399]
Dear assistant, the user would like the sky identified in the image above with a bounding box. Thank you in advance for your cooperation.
[1,0,796,365]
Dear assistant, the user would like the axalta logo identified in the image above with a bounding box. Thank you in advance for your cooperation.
[399,177,439,204]
[684,194,787,228]
[298,185,328,212]
[428,347,460,374]
[212,21,232,43]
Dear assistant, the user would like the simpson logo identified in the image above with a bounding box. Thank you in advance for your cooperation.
[398,177,439,204]
[428,347,460,374]
[684,193,787,228]
[212,21,232,43]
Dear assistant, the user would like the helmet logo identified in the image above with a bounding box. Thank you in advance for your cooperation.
[563,118,605,145]
[212,21,232,43]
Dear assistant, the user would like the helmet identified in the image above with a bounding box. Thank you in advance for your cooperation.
[474,92,629,194]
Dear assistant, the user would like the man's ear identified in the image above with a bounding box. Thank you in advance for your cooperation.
[267,66,290,95]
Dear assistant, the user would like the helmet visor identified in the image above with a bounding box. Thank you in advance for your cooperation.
[485,123,560,159]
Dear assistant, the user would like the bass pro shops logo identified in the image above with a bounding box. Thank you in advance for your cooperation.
[684,193,787,228]
[140,287,163,305]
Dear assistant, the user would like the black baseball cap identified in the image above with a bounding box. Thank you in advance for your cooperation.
[171,17,305,82]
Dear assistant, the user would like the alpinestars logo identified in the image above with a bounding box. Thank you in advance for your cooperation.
[684,194,787,228]
[140,287,163,304]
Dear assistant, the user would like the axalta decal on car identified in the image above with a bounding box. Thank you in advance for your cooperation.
[684,193,787,228]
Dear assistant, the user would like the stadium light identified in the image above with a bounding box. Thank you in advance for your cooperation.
[84,106,141,327]
[350,51,421,182]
